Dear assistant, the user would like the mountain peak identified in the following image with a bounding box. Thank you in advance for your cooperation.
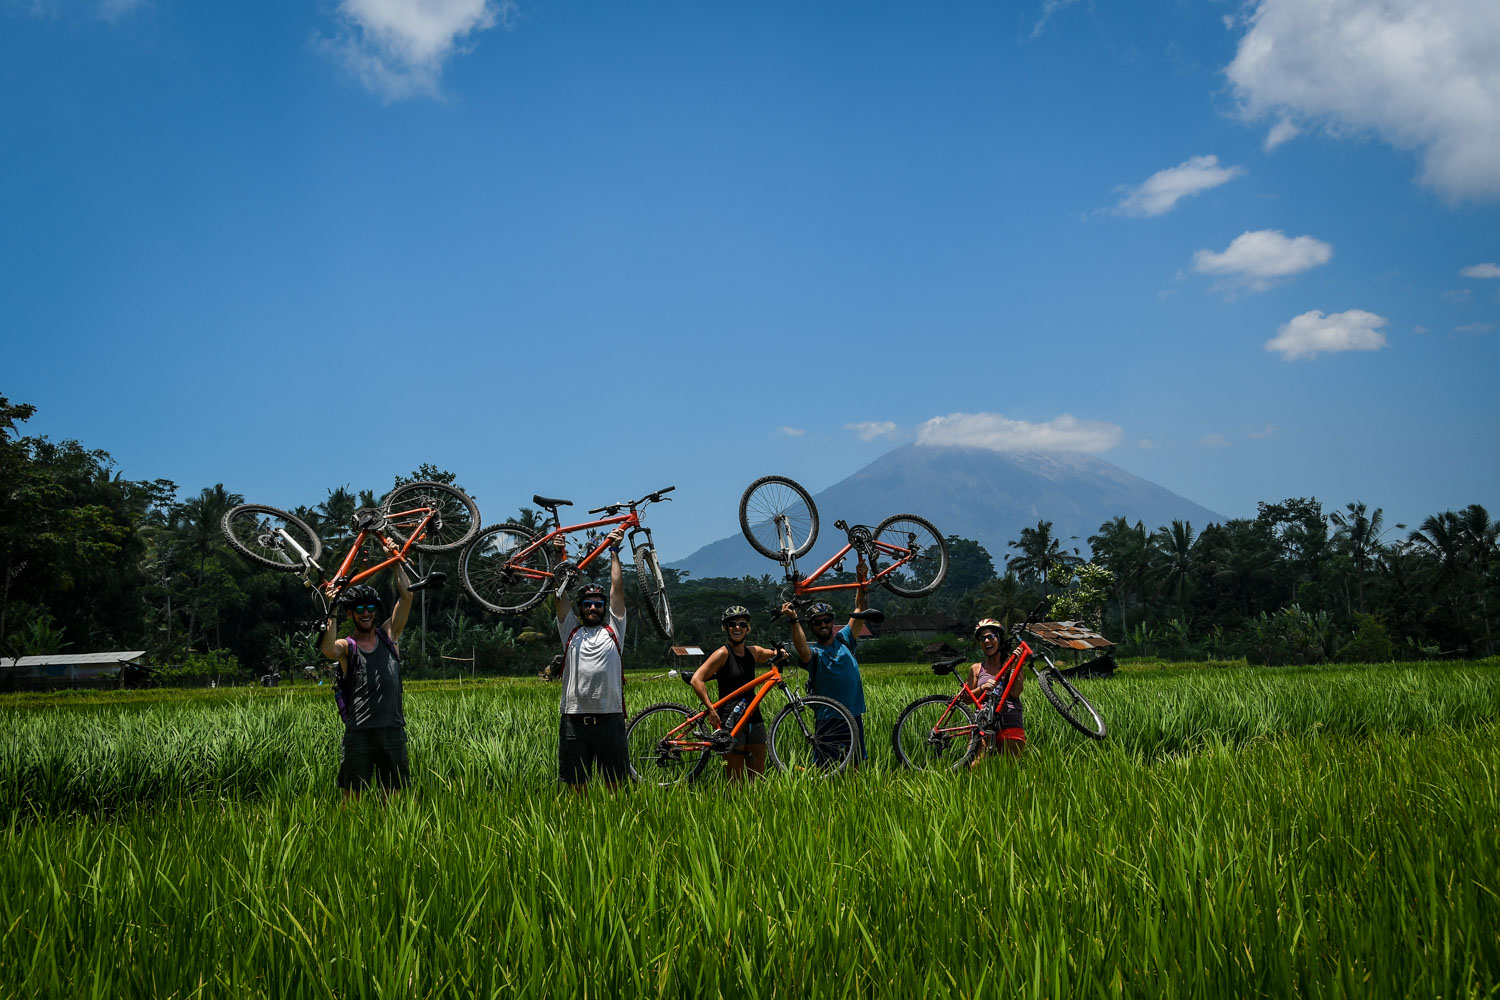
[671,443,1223,579]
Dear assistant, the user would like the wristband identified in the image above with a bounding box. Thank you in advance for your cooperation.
[609,544,622,554]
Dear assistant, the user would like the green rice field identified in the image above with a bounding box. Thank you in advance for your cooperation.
[3,659,1498,998]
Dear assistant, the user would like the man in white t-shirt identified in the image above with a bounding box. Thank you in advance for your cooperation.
[555,526,628,788]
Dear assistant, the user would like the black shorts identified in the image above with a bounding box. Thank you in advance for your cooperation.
[812,713,866,765]
[559,713,628,785]
[338,726,410,791]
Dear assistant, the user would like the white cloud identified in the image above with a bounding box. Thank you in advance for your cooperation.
[1265,309,1389,361]
[845,421,900,442]
[1030,0,1083,39]
[1247,424,1277,439]
[1199,433,1230,448]
[1225,0,1500,202]
[776,426,806,437]
[1461,262,1500,279]
[1444,288,1473,303]
[1116,155,1244,217]
[1192,229,1333,292]
[1264,117,1301,151]
[1456,322,1495,334]
[322,0,510,101]
[916,413,1123,453]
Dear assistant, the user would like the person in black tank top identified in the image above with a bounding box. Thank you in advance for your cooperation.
[318,565,415,795]
[687,606,782,781]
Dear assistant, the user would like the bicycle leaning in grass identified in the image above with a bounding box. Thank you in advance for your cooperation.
[891,602,1107,771]
[624,628,861,786]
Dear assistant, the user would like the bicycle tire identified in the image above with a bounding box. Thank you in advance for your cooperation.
[221,504,323,573]
[633,543,675,639]
[625,703,712,786]
[458,523,553,614]
[739,475,819,562]
[382,481,481,553]
[1032,652,1107,739]
[891,694,979,771]
[873,513,947,598]
[767,695,858,776]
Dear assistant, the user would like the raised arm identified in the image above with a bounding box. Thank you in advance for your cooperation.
[607,527,626,619]
[387,563,414,642]
[847,558,869,634]
[320,613,350,676]
[783,601,812,666]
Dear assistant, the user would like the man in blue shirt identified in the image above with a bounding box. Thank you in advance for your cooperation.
[788,562,874,766]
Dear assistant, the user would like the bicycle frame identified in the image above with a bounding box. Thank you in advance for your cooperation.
[508,508,657,589]
[661,660,797,750]
[274,507,440,606]
[776,519,924,599]
[927,639,1035,735]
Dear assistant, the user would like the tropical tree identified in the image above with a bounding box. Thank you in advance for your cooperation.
[1088,517,1150,636]
[1150,520,1196,616]
[1329,501,1391,615]
[1005,520,1081,599]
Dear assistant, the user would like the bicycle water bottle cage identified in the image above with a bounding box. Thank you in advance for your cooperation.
[532,495,572,511]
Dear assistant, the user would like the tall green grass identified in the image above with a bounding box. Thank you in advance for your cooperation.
[1,660,1497,997]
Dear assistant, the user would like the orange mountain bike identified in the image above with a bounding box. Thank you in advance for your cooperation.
[738,475,948,604]
[891,603,1107,771]
[458,486,676,638]
[220,481,481,615]
[625,642,859,785]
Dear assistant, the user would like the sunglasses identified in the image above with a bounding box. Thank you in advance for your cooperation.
[979,632,1002,641]
[725,620,750,629]
[580,600,606,610]
[810,616,836,626]
[351,605,377,614]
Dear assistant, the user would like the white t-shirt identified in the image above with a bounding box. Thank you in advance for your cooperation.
[558,608,627,714]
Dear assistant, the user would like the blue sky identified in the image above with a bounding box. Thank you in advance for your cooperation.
[4,0,1498,561]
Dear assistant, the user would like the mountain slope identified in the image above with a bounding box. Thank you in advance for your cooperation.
[671,444,1224,580]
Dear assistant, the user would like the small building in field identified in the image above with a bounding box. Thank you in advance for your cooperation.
[0,651,147,689]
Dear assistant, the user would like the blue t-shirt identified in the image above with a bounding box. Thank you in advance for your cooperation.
[804,624,865,718]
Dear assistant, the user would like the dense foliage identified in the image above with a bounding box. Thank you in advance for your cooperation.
[2,393,1495,683]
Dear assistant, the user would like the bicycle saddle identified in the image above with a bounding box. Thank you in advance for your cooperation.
[849,609,886,625]
[407,571,447,593]
[533,495,573,509]
[931,657,963,675]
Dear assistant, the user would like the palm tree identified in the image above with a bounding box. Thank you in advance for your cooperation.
[1329,501,1390,615]
[172,484,243,653]
[1006,520,1082,599]
[1088,517,1149,636]
[1458,504,1497,655]
[317,485,359,549]
[1150,520,1196,615]
[1409,511,1470,651]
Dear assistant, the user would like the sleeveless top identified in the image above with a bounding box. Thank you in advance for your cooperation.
[715,645,763,723]
[976,660,1022,706]
[345,635,404,730]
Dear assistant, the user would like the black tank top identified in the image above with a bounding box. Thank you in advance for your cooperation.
[346,634,404,730]
[715,645,762,723]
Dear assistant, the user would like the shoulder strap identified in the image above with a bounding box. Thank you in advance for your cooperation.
[376,627,401,664]
[566,623,620,654]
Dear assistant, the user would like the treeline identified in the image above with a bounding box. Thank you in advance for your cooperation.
[3,393,1495,680]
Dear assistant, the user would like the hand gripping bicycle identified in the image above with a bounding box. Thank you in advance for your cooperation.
[220,481,481,617]
[891,602,1107,771]
[624,642,860,786]
[458,486,676,638]
[738,474,949,606]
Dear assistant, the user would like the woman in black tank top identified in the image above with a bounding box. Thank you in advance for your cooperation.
[686,606,783,781]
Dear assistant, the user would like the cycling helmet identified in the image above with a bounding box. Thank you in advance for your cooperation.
[806,602,836,622]
[974,617,1005,640]
[721,605,751,626]
[340,584,382,611]
[576,582,608,603]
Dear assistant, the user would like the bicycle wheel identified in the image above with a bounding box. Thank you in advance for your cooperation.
[767,695,858,776]
[626,703,712,786]
[739,475,819,561]
[459,523,554,614]
[873,513,947,598]
[221,505,323,572]
[633,543,674,639]
[1032,653,1107,739]
[891,694,979,771]
[382,481,480,553]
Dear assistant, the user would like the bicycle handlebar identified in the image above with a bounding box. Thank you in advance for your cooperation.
[588,485,677,515]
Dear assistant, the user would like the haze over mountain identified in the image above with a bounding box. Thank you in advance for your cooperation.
[671,444,1225,581]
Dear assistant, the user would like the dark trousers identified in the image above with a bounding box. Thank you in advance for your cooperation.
[338,726,410,791]
[559,713,628,785]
